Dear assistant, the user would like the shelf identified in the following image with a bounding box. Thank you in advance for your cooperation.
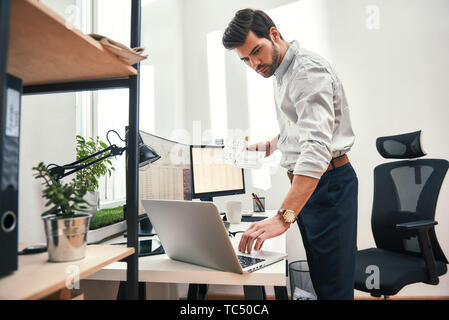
[7,0,137,86]
[0,243,134,300]
[0,0,142,300]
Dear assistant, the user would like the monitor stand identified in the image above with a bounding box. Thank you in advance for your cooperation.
[123,215,157,237]
[123,204,157,237]
[200,197,226,216]
[138,214,157,236]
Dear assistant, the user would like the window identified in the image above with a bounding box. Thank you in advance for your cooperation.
[75,0,155,207]
[206,30,228,142]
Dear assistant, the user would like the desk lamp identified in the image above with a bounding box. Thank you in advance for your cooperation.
[47,128,161,241]
[48,129,160,181]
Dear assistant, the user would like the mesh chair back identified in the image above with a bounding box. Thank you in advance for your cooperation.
[372,131,448,263]
[371,159,448,263]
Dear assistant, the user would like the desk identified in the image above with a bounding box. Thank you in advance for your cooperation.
[0,243,134,300]
[86,210,288,300]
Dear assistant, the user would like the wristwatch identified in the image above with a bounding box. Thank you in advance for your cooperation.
[278,209,297,225]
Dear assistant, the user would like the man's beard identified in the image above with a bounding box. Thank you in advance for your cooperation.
[257,41,281,78]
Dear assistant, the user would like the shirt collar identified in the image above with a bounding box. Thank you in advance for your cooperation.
[274,40,299,80]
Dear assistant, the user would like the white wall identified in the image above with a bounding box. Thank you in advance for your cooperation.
[141,0,185,138]
[178,0,449,297]
[312,0,449,297]
[18,0,77,243]
[181,0,297,213]
[19,94,77,243]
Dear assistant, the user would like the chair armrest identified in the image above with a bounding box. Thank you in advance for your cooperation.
[396,220,437,230]
[396,220,439,285]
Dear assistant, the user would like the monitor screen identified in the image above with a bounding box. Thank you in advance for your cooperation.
[190,145,245,200]
[138,131,192,211]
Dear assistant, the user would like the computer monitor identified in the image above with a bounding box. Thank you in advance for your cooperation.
[88,131,191,243]
[190,145,245,201]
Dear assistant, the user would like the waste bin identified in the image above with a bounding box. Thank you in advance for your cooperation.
[289,260,317,300]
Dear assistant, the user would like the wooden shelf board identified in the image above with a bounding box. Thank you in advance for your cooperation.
[0,243,134,300]
[7,0,137,86]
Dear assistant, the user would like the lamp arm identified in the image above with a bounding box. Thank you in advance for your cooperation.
[49,144,126,181]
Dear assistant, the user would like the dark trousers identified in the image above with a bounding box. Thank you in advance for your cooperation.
[294,162,358,300]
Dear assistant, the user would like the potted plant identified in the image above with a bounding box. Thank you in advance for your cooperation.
[33,135,116,262]
[76,135,115,221]
[33,162,92,262]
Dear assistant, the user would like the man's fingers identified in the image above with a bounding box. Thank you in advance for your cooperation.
[246,144,258,151]
[244,229,265,254]
[238,224,256,251]
[246,142,266,152]
[254,236,266,251]
[238,222,264,252]
[239,230,252,252]
[265,141,271,157]
[239,231,249,252]
[239,229,252,252]
[238,223,257,252]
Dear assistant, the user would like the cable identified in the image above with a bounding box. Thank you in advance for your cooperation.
[106,129,126,146]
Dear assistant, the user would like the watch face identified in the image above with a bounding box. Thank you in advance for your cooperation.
[285,210,296,223]
[279,209,296,224]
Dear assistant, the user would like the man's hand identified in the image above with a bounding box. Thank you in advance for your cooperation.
[246,134,280,158]
[238,174,319,253]
[246,141,271,158]
[238,213,289,253]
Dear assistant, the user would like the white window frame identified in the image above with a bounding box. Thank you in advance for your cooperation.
[75,0,132,209]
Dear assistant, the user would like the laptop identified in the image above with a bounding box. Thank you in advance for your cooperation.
[142,199,286,274]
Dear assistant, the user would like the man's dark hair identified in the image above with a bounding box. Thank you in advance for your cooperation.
[222,8,283,50]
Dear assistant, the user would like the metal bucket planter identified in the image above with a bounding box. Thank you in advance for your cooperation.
[84,191,99,222]
[43,214,92,262]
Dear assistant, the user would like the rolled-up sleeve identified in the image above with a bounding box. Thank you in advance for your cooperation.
[292,67,335,179]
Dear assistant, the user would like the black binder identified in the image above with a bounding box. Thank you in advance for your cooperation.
[0,74,22,277]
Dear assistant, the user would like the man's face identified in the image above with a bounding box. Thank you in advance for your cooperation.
[236,30,281,78]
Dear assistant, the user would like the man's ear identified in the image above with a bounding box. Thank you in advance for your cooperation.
[269,27,281,42]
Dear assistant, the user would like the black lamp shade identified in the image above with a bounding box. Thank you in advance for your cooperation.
[139,143,161,167]
[130,128,161,167]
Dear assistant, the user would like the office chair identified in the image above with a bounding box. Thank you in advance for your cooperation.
[354,131,448,298]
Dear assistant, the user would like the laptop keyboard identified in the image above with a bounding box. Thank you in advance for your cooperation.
[237,255,265,268]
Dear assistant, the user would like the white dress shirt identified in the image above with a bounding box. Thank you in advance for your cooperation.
[273,40,355,179]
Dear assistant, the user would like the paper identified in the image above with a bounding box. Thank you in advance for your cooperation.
[223,136,265,169]
[5,88,20,138]
[89,33,148,65]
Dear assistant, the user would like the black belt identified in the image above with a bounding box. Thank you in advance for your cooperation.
[287,154,349,174]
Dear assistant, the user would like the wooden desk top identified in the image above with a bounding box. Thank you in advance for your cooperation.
[0,243,134,300]
[87,211,287,287]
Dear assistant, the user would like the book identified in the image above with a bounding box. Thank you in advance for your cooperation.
[89,33,148,66]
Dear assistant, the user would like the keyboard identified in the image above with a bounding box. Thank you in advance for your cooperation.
[237,255,265,268]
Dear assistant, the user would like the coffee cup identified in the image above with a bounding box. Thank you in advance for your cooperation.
[226,201,242,224]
